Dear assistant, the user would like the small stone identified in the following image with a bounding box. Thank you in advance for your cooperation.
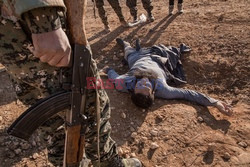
[131,132,137,138]
[222,152,231,160]
[142,109,146,112]
[119,53,124,57]
[130,127,135,131]
[207,143,216,151]
[31,140,36,147]
[36,136,41,142]
[150,142,159,150]
[197,116,204,122]
[104,60,108,64]
[150,130,158,136]
[1,19,7,25]
[113,55,119,61]
[141,136,148,142]
[14,148,22,155]
[21,143,30,150]
[121,113,126,119]
[13,142,19,147]
[131,153,136,157]
[0,116,3,122]
[32,153,39,159]
[125,154,130,159]
[238,141,248,148]
[118,147,123,154]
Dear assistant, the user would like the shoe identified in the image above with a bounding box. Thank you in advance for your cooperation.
[178,4,184,14]
[108,155,142,167]
[135,39,141,51]
[133,15,138,22]
[116,38,125,47]
[169,5,174,15]
[148,13,155,22]
[104,24,111,32]
[116,38,130,48]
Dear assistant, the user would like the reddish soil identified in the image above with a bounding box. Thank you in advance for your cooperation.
[0,0,249,166]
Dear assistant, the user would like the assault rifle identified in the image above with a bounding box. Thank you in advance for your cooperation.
[8,0,93,166]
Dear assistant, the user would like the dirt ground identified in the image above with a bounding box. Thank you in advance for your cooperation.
[0,0,249,166]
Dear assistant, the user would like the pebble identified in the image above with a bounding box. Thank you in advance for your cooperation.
[32,153,39,159]
[141,136,148,142]
[222,152,231,160]
[36,136,41,142]
[119,53,124,57]
[118,147,123,154]
[197,116,204,122]
[131,132,137,138]
[21,143,30,150]
[0,116,3,122]
[150,130,158,136]
[13,142,19,147]
[112,55,119,61]
[207,143,216,151]
[14,148,22,155]
[150,142,159,150]
[131,153,136,157]
[130,127,135,132]
[238,141,248,148]
[121,113,126,119]
[1,19,7,25]
[31,140,37,147]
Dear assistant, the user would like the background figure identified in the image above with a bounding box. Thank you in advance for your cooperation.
[126,0,155,22]
[169,0,183,15]
[95,0,127,32]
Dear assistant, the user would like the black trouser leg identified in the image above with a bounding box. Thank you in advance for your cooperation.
[178,0,183,4]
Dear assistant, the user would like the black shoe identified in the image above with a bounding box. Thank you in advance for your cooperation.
[116,38,125,47]
[135,39,141,51]
[148,13,155,22]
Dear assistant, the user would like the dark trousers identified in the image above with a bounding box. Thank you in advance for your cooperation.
[169,0,183,6]
[126,0,153,18]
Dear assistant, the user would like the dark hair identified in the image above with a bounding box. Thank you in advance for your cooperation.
[131,92,154,109]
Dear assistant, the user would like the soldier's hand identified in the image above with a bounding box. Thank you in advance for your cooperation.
[32,28,71,67]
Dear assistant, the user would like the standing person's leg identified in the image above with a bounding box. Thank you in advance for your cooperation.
[141,0,154,22]
[107,0,127,26]
[95,0,111,31]
[178,0,184,13]
[126,0,138,22]
[169,0,174,15]
[178,0,183,4]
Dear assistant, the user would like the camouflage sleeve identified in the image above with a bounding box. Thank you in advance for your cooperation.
[23,7,64,34]
[13,0,66,17]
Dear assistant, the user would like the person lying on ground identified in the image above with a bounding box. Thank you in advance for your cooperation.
[103,38,233,116]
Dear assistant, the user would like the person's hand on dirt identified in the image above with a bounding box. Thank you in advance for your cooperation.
[215,101,233,116]
[102,66,113,74]
[32,28,71,67]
